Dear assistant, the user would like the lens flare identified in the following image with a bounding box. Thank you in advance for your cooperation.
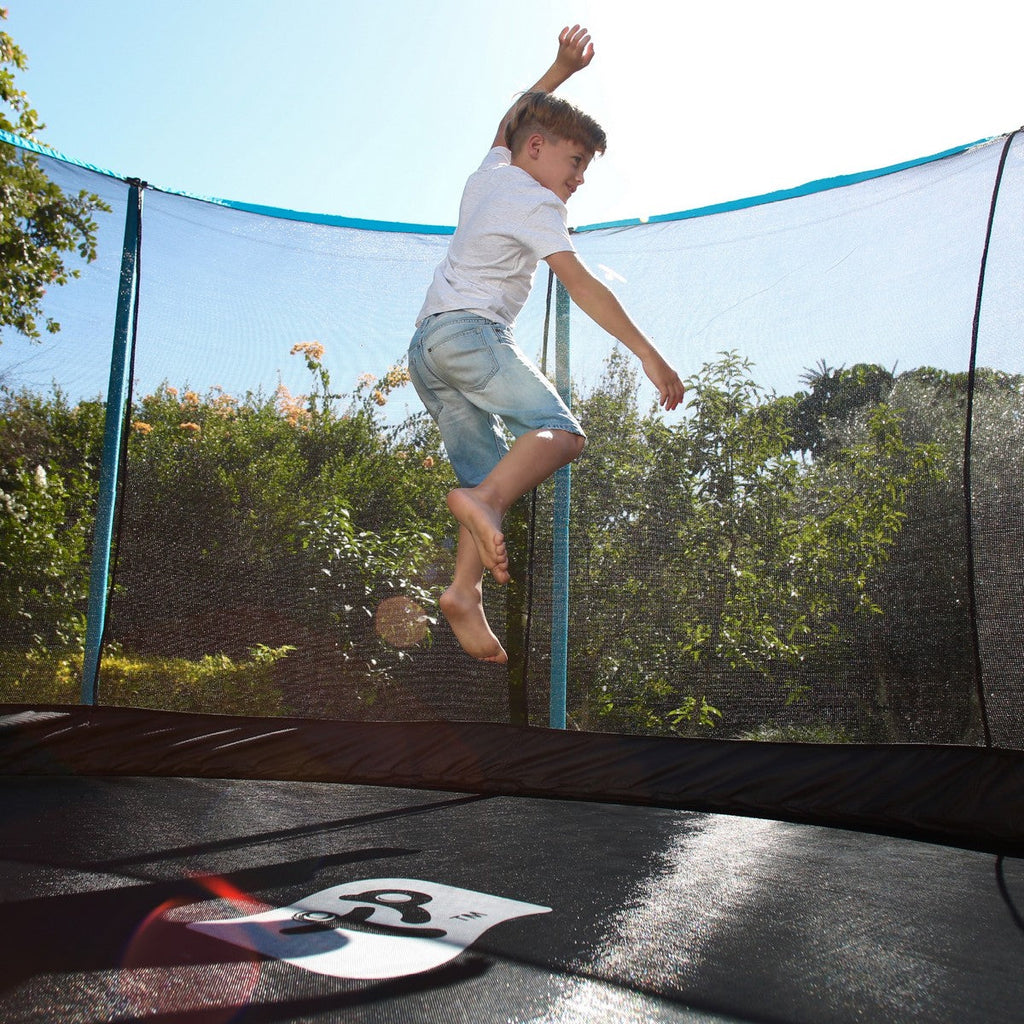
[375,595,429,648]
[115,875,269,1021]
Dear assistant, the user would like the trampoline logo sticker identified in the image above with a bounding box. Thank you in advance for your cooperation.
[187,878,551,979]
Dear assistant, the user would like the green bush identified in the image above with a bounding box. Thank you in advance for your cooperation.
[110,348,455,705]
[0,386,101,649]
[1,346,455,705]
[0,644,292,716]
[3,341,1017,740]
[0,460,93,648]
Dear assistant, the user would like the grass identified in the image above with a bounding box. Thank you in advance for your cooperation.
[737,722,853,743]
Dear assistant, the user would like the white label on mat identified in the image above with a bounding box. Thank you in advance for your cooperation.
[187,877,551,979]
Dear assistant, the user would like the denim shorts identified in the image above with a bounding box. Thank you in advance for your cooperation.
[408,311,585,487]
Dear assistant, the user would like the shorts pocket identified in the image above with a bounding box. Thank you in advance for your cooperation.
[425,321,501,392]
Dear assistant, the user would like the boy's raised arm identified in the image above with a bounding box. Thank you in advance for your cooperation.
[491,25,595,149]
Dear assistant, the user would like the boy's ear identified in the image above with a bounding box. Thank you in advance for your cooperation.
[524,132,547,160]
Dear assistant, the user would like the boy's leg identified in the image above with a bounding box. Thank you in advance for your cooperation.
[448,426,585,584]
[439,525,508,663]
[409,314,584,656]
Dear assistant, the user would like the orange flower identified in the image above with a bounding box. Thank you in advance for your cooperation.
[383,365,411,390]
[132,421,153,435]
[210,393,238,418]
[275,383,311,428]
[422,456,435,469]
[291,341,325,362]
[179,421,201,434]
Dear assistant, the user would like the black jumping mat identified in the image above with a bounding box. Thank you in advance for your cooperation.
[1,704,1023,1021]
[0,773,1021,1023]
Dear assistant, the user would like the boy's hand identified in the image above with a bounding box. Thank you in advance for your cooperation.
[493,24,595,148]
[554,24,595,77]
[642,352,686,412]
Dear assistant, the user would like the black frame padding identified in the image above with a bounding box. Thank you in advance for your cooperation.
[1,703,1021,854]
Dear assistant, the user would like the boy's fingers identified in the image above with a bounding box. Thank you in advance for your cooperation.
[558,24,594,67]
[564,24,590,48]
[660,379,685,410]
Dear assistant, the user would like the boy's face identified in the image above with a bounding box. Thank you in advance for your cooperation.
[521,135,593,203]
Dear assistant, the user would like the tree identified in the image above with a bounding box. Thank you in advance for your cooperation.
[789,360,895,458]
[0,9,108,340]
[811,366,1021,743]
[566,351,941,738]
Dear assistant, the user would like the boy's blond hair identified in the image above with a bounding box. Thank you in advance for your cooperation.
[504,91,607,157]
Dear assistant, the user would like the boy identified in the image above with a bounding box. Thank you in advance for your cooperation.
[409,24,684,664]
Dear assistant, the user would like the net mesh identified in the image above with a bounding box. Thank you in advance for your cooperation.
[1,132,1021,747]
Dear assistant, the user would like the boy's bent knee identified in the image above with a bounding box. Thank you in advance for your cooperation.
[531,426,586,461]
[559,430,586,460]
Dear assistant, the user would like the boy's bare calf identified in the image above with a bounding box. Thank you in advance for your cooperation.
[447,488,510,584]
[441,429,584,661]
[439,564,508,664]
[448,427,584,586]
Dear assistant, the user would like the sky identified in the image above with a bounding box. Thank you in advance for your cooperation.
[6,0,1024,230]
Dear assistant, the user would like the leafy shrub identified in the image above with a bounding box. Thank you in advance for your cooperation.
[0,644,292,716]
[0,460,92,648]
[0,385,102,650]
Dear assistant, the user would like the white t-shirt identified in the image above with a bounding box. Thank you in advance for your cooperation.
[416,147,576,327]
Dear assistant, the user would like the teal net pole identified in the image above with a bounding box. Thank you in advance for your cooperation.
[81,182,143,704]
[549,279,572,729]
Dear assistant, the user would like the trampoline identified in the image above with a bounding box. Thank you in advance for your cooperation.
[2,126,1024,1021]
[0,706,1022,1023]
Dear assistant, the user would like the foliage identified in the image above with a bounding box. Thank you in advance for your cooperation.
[294,505,440,705]
[0,10,110,340]
[739,360,1024,742]
[0,384,101,649]
[0,459,91,647]
[0,341,457,716]
[116,345,455,715]
[789,360,895,457]
[569,350,942,738]
[806,365,1021,741]
[1,328,1017,739]
[0,643,292,716]
[737,722,853,743]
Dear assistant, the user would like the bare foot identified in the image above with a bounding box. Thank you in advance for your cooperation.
[447,488,510,584]
[439,586,508,663]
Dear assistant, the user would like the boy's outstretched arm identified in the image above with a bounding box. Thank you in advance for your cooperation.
[546,250,686,411]
[491,25,595,149]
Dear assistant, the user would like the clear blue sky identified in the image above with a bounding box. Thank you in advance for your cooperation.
[7,0,1023,229]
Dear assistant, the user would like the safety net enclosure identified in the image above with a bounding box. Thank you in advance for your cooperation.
[0,129,1023,1023]
[5,127,1021,746]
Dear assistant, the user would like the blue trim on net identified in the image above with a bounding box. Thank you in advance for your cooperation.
[573,138,994,232]
[197,198,455,235]
[0,128,454,235]
[0,127,996,234]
